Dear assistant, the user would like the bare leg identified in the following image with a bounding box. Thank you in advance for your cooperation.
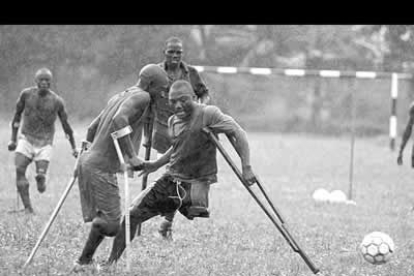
[78,216,120,264]
[15,153,33,213]
[35,160,49,193]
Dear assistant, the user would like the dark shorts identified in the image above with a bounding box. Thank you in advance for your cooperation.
[152,122,171,154]
[130,174,210,220]
[77,155,122,223]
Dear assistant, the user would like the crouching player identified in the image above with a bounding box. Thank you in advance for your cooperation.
[101,79,256,268]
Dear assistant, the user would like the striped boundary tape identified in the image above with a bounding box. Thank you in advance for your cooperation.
[194,65,414,150]
[194,65,413,80]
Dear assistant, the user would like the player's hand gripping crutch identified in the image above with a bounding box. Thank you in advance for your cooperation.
[23,140,89,269]
[111,126,134,272]
[202,127,320,275]
[136,114,154,236]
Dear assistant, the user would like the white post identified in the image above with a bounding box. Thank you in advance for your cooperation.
[348,80,356,201]
[390,73,398,151]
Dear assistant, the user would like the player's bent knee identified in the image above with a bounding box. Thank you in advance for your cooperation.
[16,179,29,189]
[16,165,27,176]
[92,217,120,237]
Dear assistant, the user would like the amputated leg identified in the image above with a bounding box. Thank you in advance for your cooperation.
[178,182,210,220]
[185,182,210,218]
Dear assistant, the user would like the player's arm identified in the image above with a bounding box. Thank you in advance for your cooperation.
[8,90,27,151]
[397,103,414,165]
[86,110,104,144]
[204,106,256,184]
[189,66,210,104]
[57,98,77,157]
[111,93,150,169]
[138,146,173,176]
[138,115,174,176]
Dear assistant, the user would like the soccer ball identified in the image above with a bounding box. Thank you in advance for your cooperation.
[312,188,330,202]
[328,190,347,203]
[359,231,395,265]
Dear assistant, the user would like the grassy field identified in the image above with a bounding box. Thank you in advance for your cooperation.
[1,124,414,276]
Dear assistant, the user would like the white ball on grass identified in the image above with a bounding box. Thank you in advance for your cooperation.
[359,231,395,265]
[329,190,347,203]
[312,188,330,202]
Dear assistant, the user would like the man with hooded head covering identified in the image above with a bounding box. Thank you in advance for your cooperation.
[8,67,78,214]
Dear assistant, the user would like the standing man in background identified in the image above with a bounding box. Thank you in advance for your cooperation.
[7,67,78,214]
[151,36,211,239]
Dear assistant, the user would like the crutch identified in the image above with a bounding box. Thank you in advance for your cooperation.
[136,114,154,236]
[23,140,89,268]
[202,127,320,275]
[111,127,132,272]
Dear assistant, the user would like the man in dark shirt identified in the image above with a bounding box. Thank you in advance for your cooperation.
[152,36,210,239]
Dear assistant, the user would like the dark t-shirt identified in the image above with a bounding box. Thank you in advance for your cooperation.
[167,104,243,184]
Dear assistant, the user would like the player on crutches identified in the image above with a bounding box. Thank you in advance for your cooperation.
[100,79,321,275]
[202,128,321,275]
[69,64,169,273]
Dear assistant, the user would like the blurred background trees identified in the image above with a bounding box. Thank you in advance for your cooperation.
[1,25,413,134]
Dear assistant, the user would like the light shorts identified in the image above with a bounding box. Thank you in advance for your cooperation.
[15,136,53,161]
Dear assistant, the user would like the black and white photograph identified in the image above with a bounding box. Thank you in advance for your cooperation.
[1,25,413,275]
